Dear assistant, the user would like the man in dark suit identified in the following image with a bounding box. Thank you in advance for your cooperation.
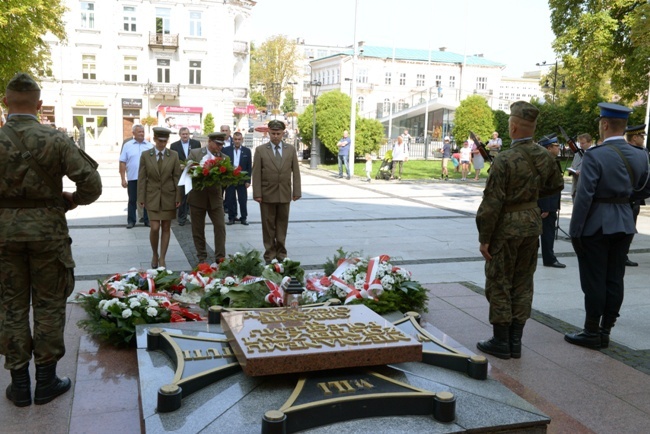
[170,127,201,225]
[252,119,301,264]
[223,131,252,225]
[566,103,650,350]
[537,134,566,269]
[187,132,228,263]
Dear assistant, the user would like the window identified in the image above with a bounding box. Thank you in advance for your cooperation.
[156,8,171,34]
[416,74,425,87]
[357,68,368,84]
[385,72,391,85]
[189,61,201,84]
[123,56,137,82]
[123,6,136,32]
[357,96,365,112]
[189,11,202,36]
[157,59,170,83]
[476,77,487,90]
[449,76,456,88]
[383,98,390,114]
[82,55,96,80]
[80,2,95,29]
[302,97,311,106]
[399,73,406,86]
[317,49,327,58]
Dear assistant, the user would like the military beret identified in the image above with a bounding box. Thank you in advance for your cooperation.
[538,134,559,147]
[152,127,171,140]
[509,101,539,122]
[625,124,646,136]
[597,102,632,120]
[268,120,286,130]
[6,73,40,92]
[208,132,226,144]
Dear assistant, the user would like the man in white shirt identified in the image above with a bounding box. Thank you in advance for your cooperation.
[119,124,153,228]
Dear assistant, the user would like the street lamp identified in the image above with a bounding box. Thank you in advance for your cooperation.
[536,60,566,103]
[309,79,322,169]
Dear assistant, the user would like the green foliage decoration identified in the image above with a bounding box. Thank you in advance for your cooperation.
[203,113,215,134]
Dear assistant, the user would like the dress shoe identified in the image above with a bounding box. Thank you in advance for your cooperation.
[564,330,601,349]
[178,220,186,226]
[126,223,135,229]
[226,220,235,225]
[625,259,638,267]
[240,220,249,226]
[545,261,566,268]
[139,217,145,223]
[144,221,150,227]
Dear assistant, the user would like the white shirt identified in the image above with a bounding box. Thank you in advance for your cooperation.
[232,146,241,166]
[119,139,153,181]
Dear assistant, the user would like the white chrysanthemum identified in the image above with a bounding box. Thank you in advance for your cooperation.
[204,280,218,292]
[302,291,317,303]
[271,259,279,264]
[283,257,291,262]
[118,301,128,309]
[380,275,395,290]
[335,287,348,298]
[224,276,235,286]
[233,252,243,257]
[98,300,107,310]
[129,300,140,309]
[148,299,158,307]
[220,286,230,295]
[122,309,132,318]
[354,280,365,290]
[146,307,158,317]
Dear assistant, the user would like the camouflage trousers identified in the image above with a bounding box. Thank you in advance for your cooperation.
[0,238,75,370]
[484,235,539,326]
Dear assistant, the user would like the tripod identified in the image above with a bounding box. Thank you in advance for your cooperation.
[555,207,570,240]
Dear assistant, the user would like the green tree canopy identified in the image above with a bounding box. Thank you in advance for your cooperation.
[281,90,296,113]
[250,35,300,109]
[250,91,267,111]
[355,118,385,156]
[0,0,67,92]
[451,95,495,145]
[203,113,215,134]
[492,109,511,149]
[550,0,650,105]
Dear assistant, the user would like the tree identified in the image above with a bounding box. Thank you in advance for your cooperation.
[549,0,650,104]
[0,0,67,91]
[281,90,296,113]
[492,110,511,149]
[451,95,495,145]
[250,35,300,109]
[250,91,267,111]
[203,113,215,134]
[355,118,385,156]
[140,115,157,136]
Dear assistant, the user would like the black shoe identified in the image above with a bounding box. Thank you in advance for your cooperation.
[240,220,249,226]
[139,217,145,223]
[625,259,638,267]
[476,325,511,359]
[564,330,601,349]
[143,221,150,227]
[347,176,351,180]
[544,261,566,268]
[126,223,135,229]
[226,220,235,225]
[34,363,71,405]
[178,220,186,226]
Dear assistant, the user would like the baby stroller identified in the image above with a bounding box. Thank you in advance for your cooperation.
[375,153,393,180]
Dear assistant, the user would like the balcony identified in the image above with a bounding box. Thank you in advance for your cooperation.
[149,32,179,51]
[148,83,180,98]
[233,40,249,56]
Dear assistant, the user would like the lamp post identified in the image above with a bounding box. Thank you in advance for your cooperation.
[536,60,565,103]
[309,79,322,169]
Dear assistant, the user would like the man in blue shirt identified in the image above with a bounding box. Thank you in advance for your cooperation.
[337,130,351,180]
[119,124,153,228]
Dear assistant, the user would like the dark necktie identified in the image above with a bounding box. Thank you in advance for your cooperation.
[275,145,282,163]
[157,152,163,171]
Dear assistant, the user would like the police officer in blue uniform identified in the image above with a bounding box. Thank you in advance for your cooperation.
[537,134,566,268]
[566,103,650,350]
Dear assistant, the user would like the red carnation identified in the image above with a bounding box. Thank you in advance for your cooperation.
[233,166,242,176]
[219,166,227,173]
[203,168,210,176]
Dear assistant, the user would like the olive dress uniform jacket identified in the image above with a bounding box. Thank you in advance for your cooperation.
[252,141,301,202]
[186,147,229,208]
[137,148,182,212]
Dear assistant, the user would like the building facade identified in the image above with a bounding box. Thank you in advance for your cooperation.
[41,0,255,146]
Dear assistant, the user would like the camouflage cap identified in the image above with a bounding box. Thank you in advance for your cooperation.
[268,120,286,130]
[208,132,226,144]
[6,73,40,92]
[509,101,539,122]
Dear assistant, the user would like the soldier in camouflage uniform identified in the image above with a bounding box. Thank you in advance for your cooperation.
[475,101,564,360]
[0,73,102,406]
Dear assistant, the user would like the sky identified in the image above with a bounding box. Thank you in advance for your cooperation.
[248,0,557,77]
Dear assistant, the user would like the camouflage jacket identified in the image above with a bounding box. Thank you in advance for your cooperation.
[476,139,564,244]
[0,116,102,242]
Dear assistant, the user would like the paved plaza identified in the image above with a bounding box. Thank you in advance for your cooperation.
[1,144,650,433]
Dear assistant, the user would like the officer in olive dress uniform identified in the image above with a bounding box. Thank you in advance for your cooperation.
[252,119,302,264]
[537,134,566,268]
[137,127,182,269]
[566,104,650,350]
[623,124,648,267]
[187,132,228,263]
[475,101,564,360]
[0,73,102,406]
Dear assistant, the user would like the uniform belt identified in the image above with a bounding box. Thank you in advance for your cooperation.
[503,201,538,212]
[0,198,64,208]
[592,197,630,204]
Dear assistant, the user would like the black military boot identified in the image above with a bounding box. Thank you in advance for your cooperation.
[564,316,601,349]
[5,365,31,407]
[509,322,525,359]
[477,325,511,359]
[600,316,617,349]
[34,363,71,405]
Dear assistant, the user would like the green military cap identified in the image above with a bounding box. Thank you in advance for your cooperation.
[509,101,539,122]
[208,132,226,144]
[268,119,286,130]
[6,73,41,92]
[152,127,171,141]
